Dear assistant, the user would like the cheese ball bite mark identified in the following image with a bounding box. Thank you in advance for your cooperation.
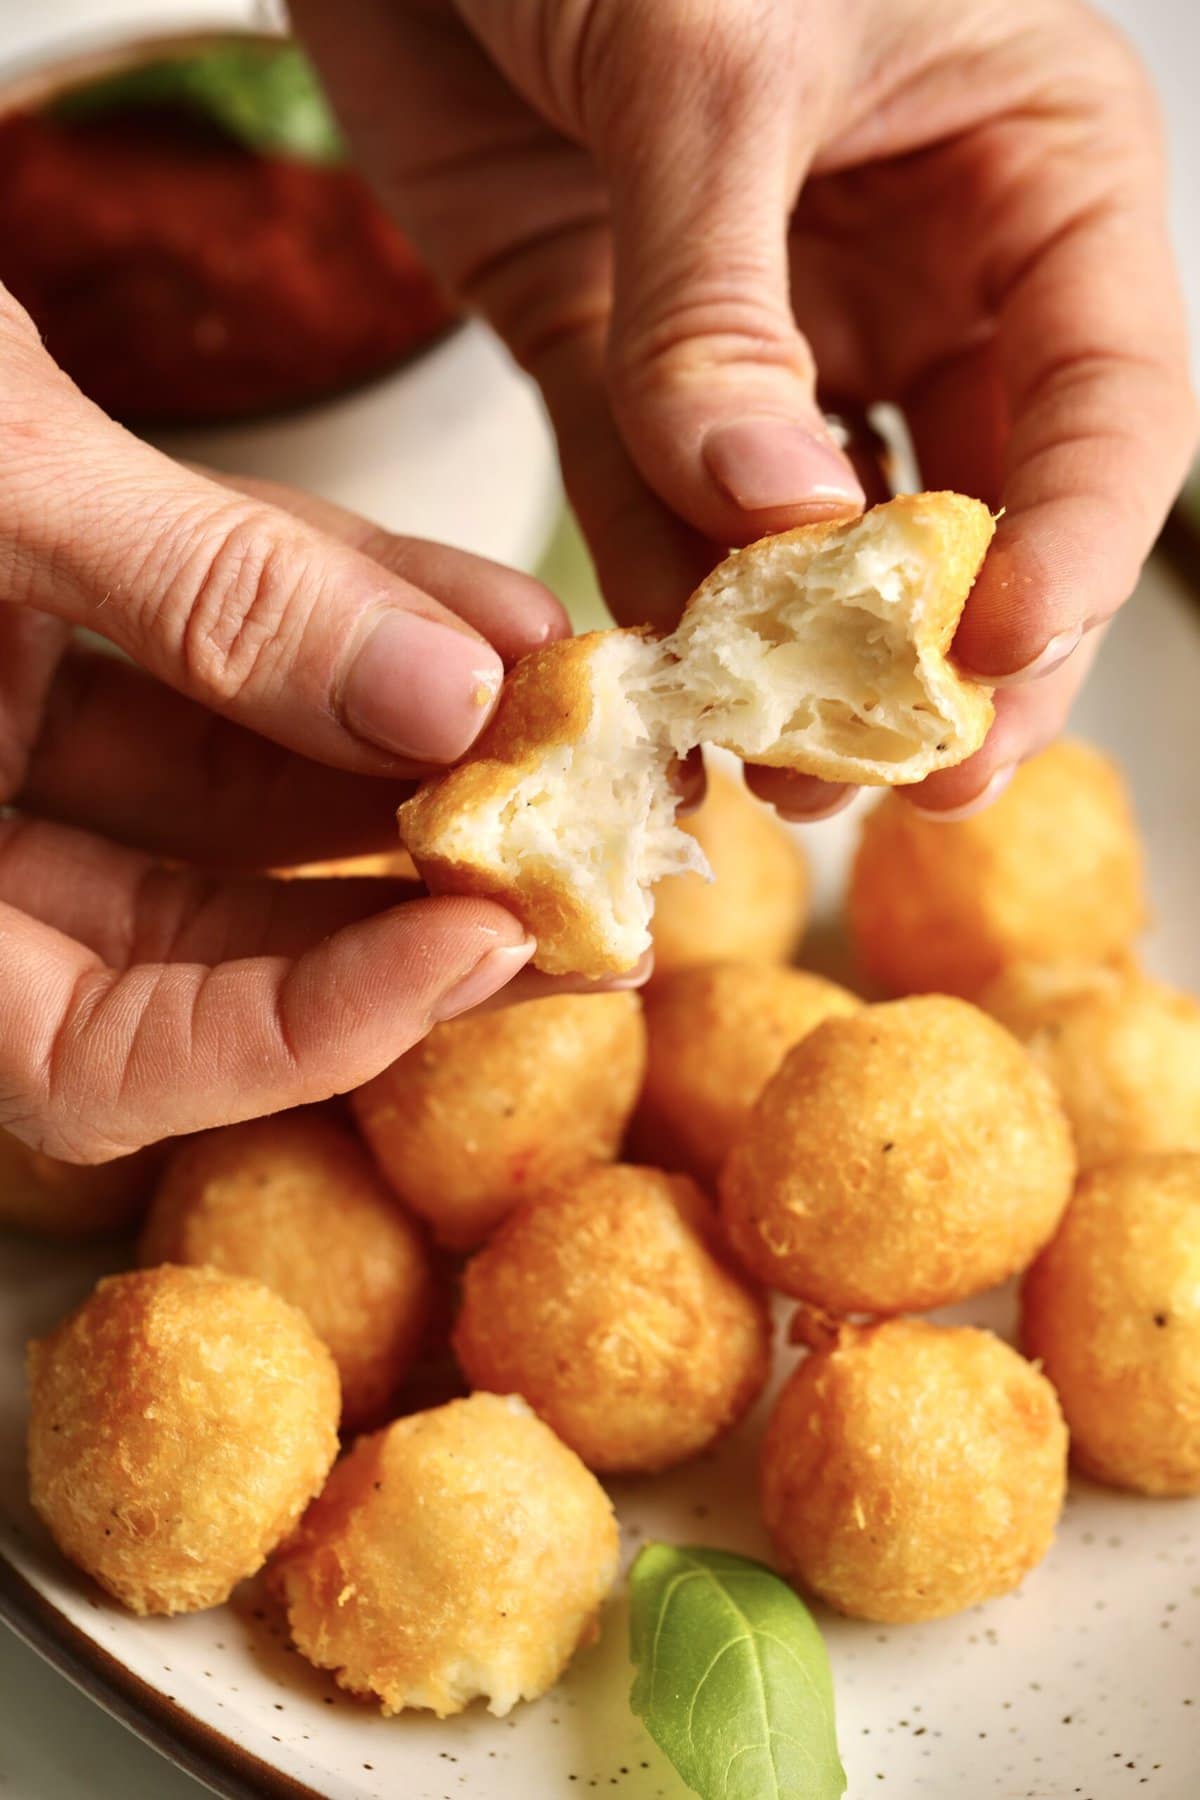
[453,1164,770,1474]
[352,992,646,1252]
[138,1113,434,1433]
[849,740,1144,998]
[761,1317,1067,1622]
[982,962,1200,1172]
[720,995,1075,1314]
[27,1266,339,1616]
[0,1128,157,1238]
[633,962,862,1185]
[1022,1153,1200,1495]
[274,1393,618,1717]
[650,768,809,981]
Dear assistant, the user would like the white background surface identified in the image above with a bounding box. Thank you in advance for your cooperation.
[1,3,1199,1797]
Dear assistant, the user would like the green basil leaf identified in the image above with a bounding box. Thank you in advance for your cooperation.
[629,1543,846,1800]
[50,43,345,165]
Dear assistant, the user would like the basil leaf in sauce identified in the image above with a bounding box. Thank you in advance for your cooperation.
[51,42,345,165]
[629,1544,845,1800]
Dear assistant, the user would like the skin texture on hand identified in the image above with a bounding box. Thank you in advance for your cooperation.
[0,288,593,1160]
[293,0,1197,815]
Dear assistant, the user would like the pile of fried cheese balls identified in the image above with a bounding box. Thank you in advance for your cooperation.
[12,741,1200,1721]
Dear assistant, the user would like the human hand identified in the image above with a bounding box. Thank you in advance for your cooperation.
[294,0,1196,817]
[0,287,583,1160]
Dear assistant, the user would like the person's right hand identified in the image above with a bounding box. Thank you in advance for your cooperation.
[0,286,576,1163]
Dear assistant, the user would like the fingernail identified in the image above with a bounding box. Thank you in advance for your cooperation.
[985,626,1083,688]
[702,418,866,512]
[777,788,857,824]
[343,610,503,762]
[909,763,1017,823]
[602,950,655,990]
[431,938,537,1022]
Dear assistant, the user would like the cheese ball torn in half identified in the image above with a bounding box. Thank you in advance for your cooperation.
[400,492,994,978]
[274,1393,618,1717]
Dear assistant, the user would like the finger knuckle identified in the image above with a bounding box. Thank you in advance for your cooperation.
[612,277,812,389]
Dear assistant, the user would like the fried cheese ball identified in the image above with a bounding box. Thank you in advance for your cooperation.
[849,741,1144,997]
[27,1266,339,1615]
[650,768,809,979]
[635,962,861,1185]
[982,962,1200,1171]
[453,1164,769,1473]
[1022,1153,1200,1494]
[352,993,645,1250]
[720,995,1075,1313]
[137,1113,433,1432]
[0,1129,156,1238]
[761,1317,1067,1621]
[274,1393,618,1716]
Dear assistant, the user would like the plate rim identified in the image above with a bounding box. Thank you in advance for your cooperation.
[0,1553,324,1800]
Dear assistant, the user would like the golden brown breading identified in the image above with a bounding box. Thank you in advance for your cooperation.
[0,1129,157,1238]
[649,769,809,980]
[352,992,645,1251]
[633,961,861,1184]
[761,1317,1067,1622]
[27,1266,339,1615]
[452,1164,770,1473]
[138,1112,434,1432]
[1022,1152,1200,1495]
[849,740,1145,998]
[273,1393,618,1717]
[981,961,1200,1171]
[720,995,1075,1313]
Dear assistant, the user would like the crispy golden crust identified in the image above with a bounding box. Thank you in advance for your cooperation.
[400,633,631,977]
[649,769,808,979]
[849,740,1145,997]
[452,1164,770,1473]
[632,961,861,1184]
[720,995,1076,1313]
[27,1266,340,1616]
[1021,1153,1200,1495]
[0,1129,158,1239]
[274,1393,619,1717]
[682,491,995,781]
[138,1113,434,1433]
[760,1319,1067,1622]
[351,993,645,1251]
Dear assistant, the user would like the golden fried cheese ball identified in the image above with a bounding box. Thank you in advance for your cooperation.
[650,768,808,979]
[982,962,1200,1171]
[1022,1153,1200,1494]
[28,1266,339,1615]
[453,1164,769,1473]
[274,1393,618,1716]
[720,995,1075,1313]
[761,1317,1067,1621]
[352,993,645,1251]
[137,1113,433,1432]
[635,962,861,1185]
[0,1129,156,1238]
[849,741,1144,997]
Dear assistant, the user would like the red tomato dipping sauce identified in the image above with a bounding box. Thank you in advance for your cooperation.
[0,106,454,422]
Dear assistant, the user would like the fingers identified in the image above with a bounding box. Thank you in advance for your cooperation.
[903,630,1104,817]
[18,649,412,869]
[0,296,554,775]
[950,96,1196,679]
[592,5,863,543]
[0,894,533,1160]
[202,468,570,661]
[744,767,856,822]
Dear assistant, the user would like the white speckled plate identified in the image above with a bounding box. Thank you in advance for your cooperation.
[4,553,1200,1800]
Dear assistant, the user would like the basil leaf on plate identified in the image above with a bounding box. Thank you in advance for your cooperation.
[51,42,345,165]
[629,1543,845,1800]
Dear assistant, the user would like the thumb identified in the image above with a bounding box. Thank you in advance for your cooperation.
[592,5,864,539]
[0,294,507,776]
